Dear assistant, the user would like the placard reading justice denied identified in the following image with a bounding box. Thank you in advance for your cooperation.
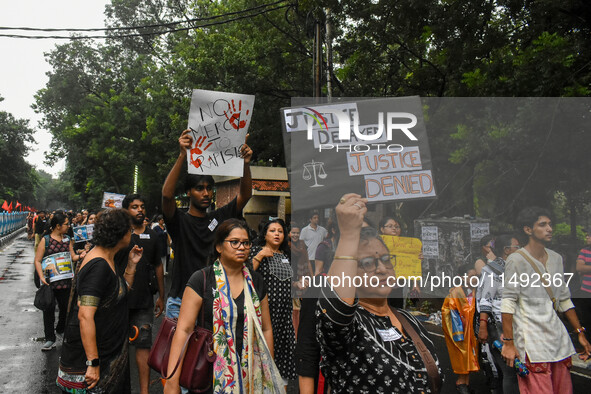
[281,96,436,210]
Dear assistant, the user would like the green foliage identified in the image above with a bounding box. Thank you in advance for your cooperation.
[0,99,37,203]
[27,0,591,231]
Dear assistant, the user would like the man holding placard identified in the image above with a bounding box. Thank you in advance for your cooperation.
[162,90,255,321]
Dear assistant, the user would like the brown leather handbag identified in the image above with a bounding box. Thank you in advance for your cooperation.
[148,280,215,392]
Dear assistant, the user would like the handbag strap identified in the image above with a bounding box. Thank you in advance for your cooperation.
[516,250,558,311]
[162,326,194,379]
[391,308,441,394]
[164,269,208,379]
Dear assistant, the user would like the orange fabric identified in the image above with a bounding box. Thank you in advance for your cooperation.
[441,287,480,374]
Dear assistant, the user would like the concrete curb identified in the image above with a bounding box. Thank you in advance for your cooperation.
[0,227,27,248]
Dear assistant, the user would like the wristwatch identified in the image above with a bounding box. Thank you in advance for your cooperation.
[86,358,100,367]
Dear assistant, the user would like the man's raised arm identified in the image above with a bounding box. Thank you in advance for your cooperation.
[162,129,193,220]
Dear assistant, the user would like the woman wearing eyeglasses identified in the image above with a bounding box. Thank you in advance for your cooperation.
[379,216,402,237]
[249,218,297,384]
[317,194,442,393]
[164,219,284,393]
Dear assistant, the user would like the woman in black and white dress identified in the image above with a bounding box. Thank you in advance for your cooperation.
[249,218,297,382]
[317,194,443,393]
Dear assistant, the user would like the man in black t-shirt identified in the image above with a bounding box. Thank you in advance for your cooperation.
[162,129,253,319]
[117,194,164,394]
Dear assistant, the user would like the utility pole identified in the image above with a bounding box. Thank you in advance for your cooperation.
[325,8,333,102]
[313,16,322,101]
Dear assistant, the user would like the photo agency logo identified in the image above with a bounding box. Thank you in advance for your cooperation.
[287,104,419,153]
[282,98,435,203]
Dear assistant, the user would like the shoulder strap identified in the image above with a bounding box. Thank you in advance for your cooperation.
[391,308,442,394]
[516,250,558,311]
[486,259,504,276]
[44,235,50,248]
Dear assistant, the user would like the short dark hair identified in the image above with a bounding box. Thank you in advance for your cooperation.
[122,194,145,209]
[479,234,495,248]
[515,206,552,244]
[495,233,518,256]
[256,219,289,252]
[93,209,133,248]
[456,263,474,277]
[378,216,402,234]
[359,226,388,250]
[212,219,250,259]
[309,210,320,220]
[184,174,215,192]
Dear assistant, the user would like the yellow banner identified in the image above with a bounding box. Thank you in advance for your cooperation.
[380,235,422,278]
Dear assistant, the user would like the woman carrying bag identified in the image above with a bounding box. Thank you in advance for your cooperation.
[56,209,142,393]
[164,219,284,394]
[34,212,85,351]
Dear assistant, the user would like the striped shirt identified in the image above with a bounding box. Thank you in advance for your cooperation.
[578,247,591,293]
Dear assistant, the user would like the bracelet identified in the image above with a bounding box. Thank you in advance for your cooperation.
[479,319,488,323]
[253,257,261,263]
[333,256,357,261]
[502,337,513,341]
[575,327,586,334]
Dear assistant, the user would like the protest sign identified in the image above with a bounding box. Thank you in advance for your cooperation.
[281,96,435,211]
[470,222,490,241]
[421,226,439,258]
[380,235,423,279]
[187,89,255,177]
[102,192,125,209]
[42,252,74,282]
[73,224,94,242]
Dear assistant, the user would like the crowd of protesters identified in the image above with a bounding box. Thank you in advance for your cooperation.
[26,129,591,394]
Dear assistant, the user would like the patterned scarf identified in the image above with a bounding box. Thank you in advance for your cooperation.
[212,259,285,394]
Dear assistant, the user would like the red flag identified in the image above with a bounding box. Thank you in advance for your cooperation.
[8,202,13,213]
[16,201,21,211]
[1,200,8,211]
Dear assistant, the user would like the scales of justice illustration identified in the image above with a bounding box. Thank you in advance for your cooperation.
[302,160,327,187]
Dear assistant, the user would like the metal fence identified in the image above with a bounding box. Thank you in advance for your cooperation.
[0,212,28,237]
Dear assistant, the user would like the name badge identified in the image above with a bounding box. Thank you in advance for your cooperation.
[208,218,218,232]
[139,233,150,239]
[376,327,402,342]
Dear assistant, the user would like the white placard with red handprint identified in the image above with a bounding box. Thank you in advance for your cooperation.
[186,89,255,176]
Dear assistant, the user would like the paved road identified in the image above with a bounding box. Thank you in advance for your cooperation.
[0,233,165,393]
[1,233,590,393]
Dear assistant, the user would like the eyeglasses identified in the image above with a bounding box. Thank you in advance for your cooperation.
[225,240,252,249]
[358,254,395,272]
[383,224,400,229]
[505,245,521,249]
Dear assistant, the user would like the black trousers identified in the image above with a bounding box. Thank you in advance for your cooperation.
[43,287,70,342]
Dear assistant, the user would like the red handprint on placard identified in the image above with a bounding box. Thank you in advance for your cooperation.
[190,136,212,169]
[224,99,249,130]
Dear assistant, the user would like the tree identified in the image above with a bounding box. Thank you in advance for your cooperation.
[0,96,37,204]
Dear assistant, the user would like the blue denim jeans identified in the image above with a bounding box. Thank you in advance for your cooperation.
[165,296,182,319]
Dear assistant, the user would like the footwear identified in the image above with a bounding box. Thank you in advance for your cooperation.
[456,384,470,394]
[41,340,56,351]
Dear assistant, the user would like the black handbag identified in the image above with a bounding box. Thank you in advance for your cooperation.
[34,284,55,311]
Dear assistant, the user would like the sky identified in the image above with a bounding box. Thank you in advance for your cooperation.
[0,1,110,178]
